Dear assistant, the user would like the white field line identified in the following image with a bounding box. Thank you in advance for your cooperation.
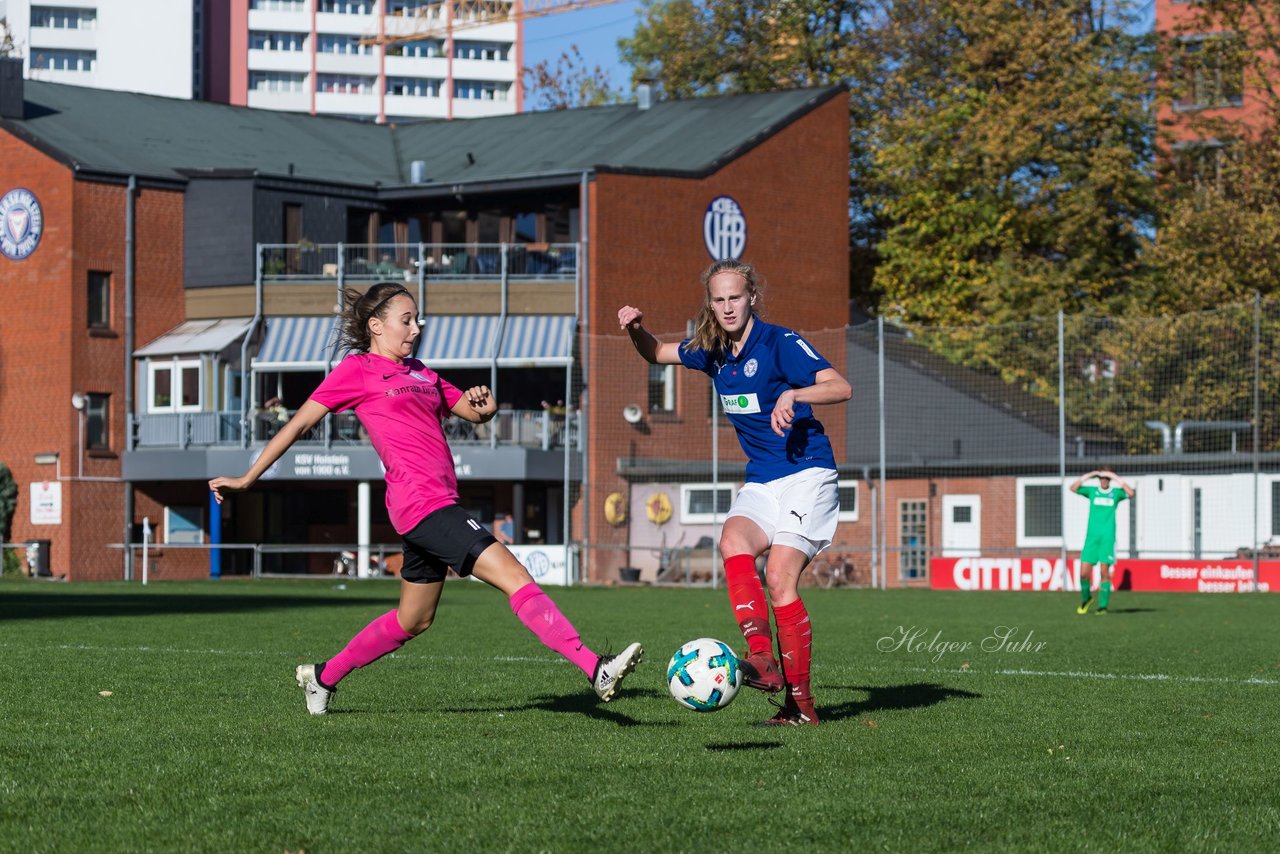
[1,641,567,665]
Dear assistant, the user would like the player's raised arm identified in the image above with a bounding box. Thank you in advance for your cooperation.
[208,399,331,503]
[770,368,853,436]
[618,305,683,365]
[1069,470,1099,493]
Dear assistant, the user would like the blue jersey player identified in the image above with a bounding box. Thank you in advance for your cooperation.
[619,260,851,726]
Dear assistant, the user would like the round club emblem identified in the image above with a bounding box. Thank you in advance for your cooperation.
[1,188,44,261]
[703,195,746,260]
[744,358,758,378]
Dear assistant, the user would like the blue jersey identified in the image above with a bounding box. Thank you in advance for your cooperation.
[680,319,837,483]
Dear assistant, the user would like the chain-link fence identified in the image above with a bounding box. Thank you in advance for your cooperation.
[577,298,1280,590]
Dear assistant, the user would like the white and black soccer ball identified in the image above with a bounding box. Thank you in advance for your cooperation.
[666,637,741,712]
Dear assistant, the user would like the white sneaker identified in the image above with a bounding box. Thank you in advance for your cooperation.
[591,642,643,702]
[295,663,334,715]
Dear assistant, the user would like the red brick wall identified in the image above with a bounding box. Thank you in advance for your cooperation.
[0,130,185,580]
[583,93,851,580]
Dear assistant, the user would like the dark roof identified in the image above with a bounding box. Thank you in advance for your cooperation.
[1,81,846,188]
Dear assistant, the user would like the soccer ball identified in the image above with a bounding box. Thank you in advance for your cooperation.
[666,637,741,712]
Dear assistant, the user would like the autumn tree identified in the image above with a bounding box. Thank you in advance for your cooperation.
[522,44,623,111]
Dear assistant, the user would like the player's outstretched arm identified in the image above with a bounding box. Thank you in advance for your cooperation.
[209,399,330,503]
[617,305,683,365]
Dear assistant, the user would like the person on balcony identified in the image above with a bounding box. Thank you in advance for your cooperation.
[210,282,642,715]
[618,260,851,727]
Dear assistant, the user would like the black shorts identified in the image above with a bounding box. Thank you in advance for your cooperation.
[400,505,498,584]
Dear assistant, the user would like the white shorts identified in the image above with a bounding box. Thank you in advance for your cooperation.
[727,467,839,561]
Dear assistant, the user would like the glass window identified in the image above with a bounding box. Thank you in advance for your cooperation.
[249,31,305,52]
[680,484,734,524]
[148,360,201,413]
[453,79,509,101]
[1024,484,1062,538]
[317,0,372,12]
[837,480,859,522]
[1175,36,1245,111]
[899,499,927,580]
[31,49,96,71]
[87,271,110,330]
[386,76,440,97]
[86,393,109,451]
[165,506,204,544]
[32,6,97,29]
[387,39,442,58]
[318,34,371,55]
[648,363,675,413]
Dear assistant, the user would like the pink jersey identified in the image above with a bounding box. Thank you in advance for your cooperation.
[310,353,464,534]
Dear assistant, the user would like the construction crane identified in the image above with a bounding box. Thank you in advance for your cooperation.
[358,0,627,46]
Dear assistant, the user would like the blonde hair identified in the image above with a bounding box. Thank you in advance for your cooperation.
[684,260,763,356]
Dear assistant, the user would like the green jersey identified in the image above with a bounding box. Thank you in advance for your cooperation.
[1078,485,1128,543]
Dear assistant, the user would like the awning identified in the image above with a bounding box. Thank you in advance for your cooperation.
[416,315,575,368]
[134,317,255,358]
[498,315,575,367]
[253,316,340,371]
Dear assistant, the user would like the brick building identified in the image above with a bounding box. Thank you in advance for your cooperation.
[0,65,850,582]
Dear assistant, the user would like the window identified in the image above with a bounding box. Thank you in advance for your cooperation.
[148,360,202,413]
[87,271,111,330]
[454,79,510,101]
[318,34,371,55]
[837,480,859,522]
[251,0,305,10]
[386,77,440,97]
[85,393,110,451]
[1272,481,1280,540]
[387,39,443,58]
[389,0,440,16]
[249,31,305,52]
[899,499,927,580]
[1173,140,1237,193]
[680,483,734,524]
[318,74,375,94]
[648,363,676,413]
[953,505,972,523]
[1018,478,1064,546]
[165,506,204,545]
[453,41,509,61]
[250,71,306,93]
[1174,36,1245,111]
[31,49,96,71]
[31,6,97,29]
[317,0,372,12]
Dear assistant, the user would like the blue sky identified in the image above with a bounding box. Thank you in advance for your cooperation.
[521,0,644,98]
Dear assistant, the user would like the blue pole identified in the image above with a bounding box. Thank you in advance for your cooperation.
[209,490,222,579]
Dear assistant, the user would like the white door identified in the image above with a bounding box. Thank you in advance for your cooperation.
[942,495,982,557]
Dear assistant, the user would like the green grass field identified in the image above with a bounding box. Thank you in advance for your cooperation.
[2,578,1277,852]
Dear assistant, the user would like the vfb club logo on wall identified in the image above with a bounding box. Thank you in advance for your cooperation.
[1,188,44,261]
[703,195,746,260]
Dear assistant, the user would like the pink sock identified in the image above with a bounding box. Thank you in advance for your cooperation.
[510,582,598,676]
[321,609,413,687]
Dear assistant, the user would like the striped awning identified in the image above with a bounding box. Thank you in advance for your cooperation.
[253,316,340,371]
[417,315,574,368]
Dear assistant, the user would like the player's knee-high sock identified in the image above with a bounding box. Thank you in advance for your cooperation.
[321,609,413,688]
[510,582,598,676]
[724,554,772,655]
[1080,576,1092,604]
[1099,579,1112,609]
[773,598,813,708]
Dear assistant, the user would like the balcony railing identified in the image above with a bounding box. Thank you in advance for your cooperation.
[260,242,578,283]
[131,408,579,451]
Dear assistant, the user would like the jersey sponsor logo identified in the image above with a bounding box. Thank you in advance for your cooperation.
[785,332,821,361]
[721,392,761,414]
[703,195,747,260]
[1,188,43,261]
[1093,496,1115,507]
[744,358,758,378]
[410,371,428,382]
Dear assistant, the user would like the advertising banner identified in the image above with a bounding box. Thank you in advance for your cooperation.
[508,544,570,586]
[931,556,1277,593]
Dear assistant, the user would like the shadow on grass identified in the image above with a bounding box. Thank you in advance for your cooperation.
[0,590,394,622]
[1102,607,1158,614]
[820,682,981,723]
[443,686,676,726]
[704,741,784,752]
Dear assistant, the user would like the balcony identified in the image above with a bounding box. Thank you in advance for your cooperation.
[260,243,578,284]
[131,408,579,451]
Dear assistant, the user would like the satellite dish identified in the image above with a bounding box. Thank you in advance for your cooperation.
[71,392,87,411]
[622,404,643,424]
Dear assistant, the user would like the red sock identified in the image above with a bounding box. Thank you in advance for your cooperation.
[724,554,772,656]
[773,598,813,706]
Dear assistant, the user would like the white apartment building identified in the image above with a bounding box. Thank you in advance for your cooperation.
[2,1,519,121]
[4,0,197,99]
